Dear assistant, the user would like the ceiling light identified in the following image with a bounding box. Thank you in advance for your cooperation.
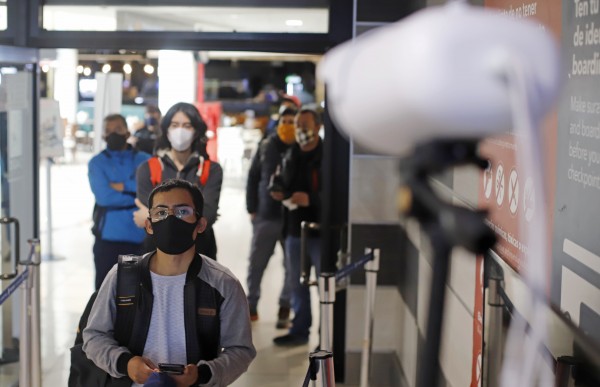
[41,64,50,73]
[143,64,155,74]
[83,67,91,76]
[123,63,132,74]
[76,65,84,74]
[285,19,303,27]
[102,64,111,73]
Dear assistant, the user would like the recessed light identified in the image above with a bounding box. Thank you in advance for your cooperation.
[285,20,303,27]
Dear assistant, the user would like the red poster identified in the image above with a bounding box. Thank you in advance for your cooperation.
[196,101,222,162]
[470,255,484,387]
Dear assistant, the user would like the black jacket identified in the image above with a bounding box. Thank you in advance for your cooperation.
[279,140,322,237]
[246,133,290,220]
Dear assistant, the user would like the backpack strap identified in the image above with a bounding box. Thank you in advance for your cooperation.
[73,292,98,346]
[197,157,211,187]
[148,157,162,187]
[114,255,142,353]
[150,156,209,187]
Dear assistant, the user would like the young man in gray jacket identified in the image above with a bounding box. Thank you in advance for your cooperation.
[83,179,255,386]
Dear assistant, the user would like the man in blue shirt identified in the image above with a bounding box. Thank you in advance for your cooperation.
[88,114,151,289]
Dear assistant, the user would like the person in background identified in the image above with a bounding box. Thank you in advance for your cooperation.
[134,102,223,260]
[83,179,256,386]
[88,114,151,289]
[245,107,297,328]
[133,104,161,155]
[264,94,301,137]
[270,107,323,346]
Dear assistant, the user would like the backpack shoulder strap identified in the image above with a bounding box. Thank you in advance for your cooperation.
[114,255,142,352]
[73,291,98,346]
[199,159,211,186]
[148,157,162,187]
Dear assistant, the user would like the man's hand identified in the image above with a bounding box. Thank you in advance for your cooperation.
[270,191,284,201]
[290,192,310,207]
[127,356,156,384]
[133,198,149,228]
[171,364,199,387]
[110,182,125,192]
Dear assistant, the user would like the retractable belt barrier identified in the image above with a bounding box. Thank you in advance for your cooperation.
[0,268,29,306]
[298,230,381,387]
[496,285,556,370]
[302,350,335,387]
[334,251,374,282]
[486,270,561,387]
[0,229,42,387]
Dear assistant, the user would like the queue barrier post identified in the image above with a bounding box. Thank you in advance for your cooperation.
[360,248,380,387]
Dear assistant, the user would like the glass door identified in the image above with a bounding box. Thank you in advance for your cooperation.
[0,45,38,385]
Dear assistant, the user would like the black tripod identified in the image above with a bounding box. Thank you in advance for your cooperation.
[397,139,497,387]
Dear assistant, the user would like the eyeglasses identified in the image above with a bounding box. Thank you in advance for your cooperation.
[149,206,198,222]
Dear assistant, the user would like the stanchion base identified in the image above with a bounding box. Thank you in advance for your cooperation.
[42,254,65,262]
[0,342,19,365]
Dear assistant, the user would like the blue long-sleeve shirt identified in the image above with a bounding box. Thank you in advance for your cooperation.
[88,148,151,243]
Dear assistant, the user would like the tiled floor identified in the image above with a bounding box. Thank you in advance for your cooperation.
[18,147,325,386]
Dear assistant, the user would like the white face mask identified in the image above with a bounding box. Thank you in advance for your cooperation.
[168,127,194,151]
[295,127,315,147]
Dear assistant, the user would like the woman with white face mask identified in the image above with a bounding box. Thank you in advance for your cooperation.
[134,102,223,260]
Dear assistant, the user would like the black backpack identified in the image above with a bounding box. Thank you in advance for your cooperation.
[68,255,221,387]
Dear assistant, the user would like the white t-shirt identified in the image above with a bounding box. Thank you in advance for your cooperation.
[133,271,187,387]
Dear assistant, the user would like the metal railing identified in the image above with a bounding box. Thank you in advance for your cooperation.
[299,221,381,387]
[0,218,41,387]
[485,255,600,387]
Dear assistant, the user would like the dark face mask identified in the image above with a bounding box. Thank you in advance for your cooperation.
[145,117,158,127]
[150,216,198,255]
[105,132,127,150]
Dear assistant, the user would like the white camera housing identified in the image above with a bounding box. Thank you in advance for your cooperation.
[318,2,560,156]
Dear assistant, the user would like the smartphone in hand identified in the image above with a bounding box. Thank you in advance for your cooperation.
[158,363,185,375]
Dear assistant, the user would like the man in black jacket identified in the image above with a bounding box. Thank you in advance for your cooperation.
[271,107,322,346]
[245,107,297,328]
[132,105,161,155]
[83,179,255,386]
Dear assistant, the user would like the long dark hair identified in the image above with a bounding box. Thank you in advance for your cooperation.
[155,102,209,158]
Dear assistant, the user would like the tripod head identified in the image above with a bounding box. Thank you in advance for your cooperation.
[397,139,496,254]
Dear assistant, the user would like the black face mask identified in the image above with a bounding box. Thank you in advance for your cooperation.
[150,216,197,255]
[106,132,127,150]
[145,117,158,127]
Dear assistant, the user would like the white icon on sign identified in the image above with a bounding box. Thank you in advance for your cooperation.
[483,163,493,199]
[508,169,519,215]
[495,164,505,206]
[524,177,535,222]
